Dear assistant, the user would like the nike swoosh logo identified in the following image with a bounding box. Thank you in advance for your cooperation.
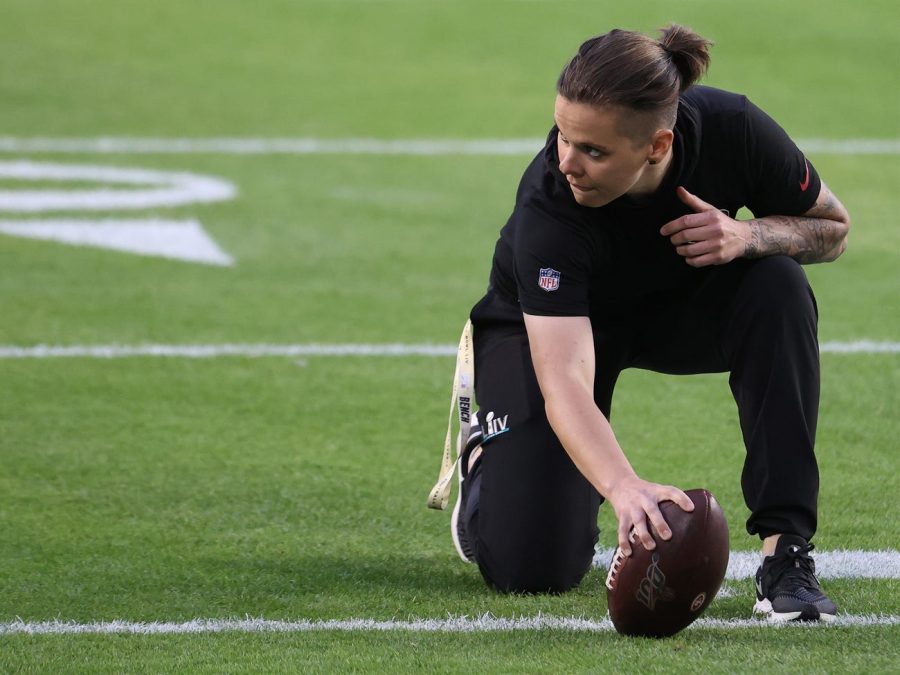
[799,160,811,192]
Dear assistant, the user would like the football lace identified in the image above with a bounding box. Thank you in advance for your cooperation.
[605,547,628,590]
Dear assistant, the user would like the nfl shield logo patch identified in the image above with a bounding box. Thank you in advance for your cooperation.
[538,267,560,292]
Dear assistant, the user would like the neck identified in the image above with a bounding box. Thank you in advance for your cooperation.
[628,146,674,198]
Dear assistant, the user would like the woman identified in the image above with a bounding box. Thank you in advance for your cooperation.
[434,25,849,622]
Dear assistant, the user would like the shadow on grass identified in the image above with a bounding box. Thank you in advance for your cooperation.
[203,552,496,612]
[278,553,487,592]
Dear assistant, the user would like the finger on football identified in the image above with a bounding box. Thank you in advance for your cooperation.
[671,488,695,512]
[632,514,656,550]
[617,520,633,557]
[646,504,672,541]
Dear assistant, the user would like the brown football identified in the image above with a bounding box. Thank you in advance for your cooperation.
[605,488,729,638]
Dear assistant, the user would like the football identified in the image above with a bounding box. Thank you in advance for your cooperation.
[605,488,729,638]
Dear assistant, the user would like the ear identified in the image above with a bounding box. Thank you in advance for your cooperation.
[647,128,674,163]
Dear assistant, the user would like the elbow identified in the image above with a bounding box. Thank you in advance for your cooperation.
[833,216,851,260]
[542,381,594,432]
[544,395,566,431]
[543,387,579,433]
[834,235,849,260]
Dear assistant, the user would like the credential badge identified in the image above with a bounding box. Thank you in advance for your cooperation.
[538,267,560,292]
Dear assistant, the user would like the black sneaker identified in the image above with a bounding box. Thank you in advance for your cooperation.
[451,413,483,563]
[753,534,837,622]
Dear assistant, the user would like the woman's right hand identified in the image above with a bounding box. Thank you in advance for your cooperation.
[606,477,695,556]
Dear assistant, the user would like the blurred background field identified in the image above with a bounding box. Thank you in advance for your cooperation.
[0,0,897,671]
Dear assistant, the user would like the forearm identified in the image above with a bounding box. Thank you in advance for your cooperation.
[743,215,848,264]
[744,183,851,264]
[544,387,637,497]
[524,311,695,553]
[524,313,637,496]
[662,182,850,267]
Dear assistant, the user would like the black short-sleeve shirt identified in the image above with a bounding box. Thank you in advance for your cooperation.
[486,86,821,319]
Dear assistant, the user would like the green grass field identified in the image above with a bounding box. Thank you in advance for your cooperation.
[1,0,898,672]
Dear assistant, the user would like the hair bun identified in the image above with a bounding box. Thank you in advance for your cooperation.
[556,25,713,136]
[658,24,713,92]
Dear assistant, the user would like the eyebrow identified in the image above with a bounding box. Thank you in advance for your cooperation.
[567,138,612,155]
[555,123,612,154]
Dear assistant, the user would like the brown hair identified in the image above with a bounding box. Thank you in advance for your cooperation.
[557,25,713,141]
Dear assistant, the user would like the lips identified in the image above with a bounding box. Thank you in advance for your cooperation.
[568,180,593,192]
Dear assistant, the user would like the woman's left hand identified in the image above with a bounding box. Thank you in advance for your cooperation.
[660,186,752,266]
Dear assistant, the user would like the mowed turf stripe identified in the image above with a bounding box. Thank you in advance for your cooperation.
[592,549,900,580]
[0,341,897,359]
[2,614,898,636]
[0,137,897,156]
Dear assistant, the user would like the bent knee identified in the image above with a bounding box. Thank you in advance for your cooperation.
[741,256,817,317]
[744,256,810,297]
[477,535,594,595]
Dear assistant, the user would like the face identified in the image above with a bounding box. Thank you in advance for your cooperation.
[554,95,667,207]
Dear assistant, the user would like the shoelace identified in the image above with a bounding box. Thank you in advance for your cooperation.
[767,543,821,591]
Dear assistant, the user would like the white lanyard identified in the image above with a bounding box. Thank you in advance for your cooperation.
[426,319,474,510]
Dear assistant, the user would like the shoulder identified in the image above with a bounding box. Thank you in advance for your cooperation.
[682,85,750,117]
[683,86,791,140]
[678,85,767,157]
[511,175,593,270]
[514,199,588,260]
[510,130,587,240]
[513,128,573,208]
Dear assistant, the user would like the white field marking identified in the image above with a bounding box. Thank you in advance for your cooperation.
[0,161,235,212]
[0,161,235,265]
[819,340,900,353]
[2,614,898,636]
[0,219,233,266]
[0,137,897,156]
[714,583,738,599]
[592,548,900,580]
[0,344,455,359]
[0,342,897,360]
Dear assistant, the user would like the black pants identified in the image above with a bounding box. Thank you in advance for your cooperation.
[465,256,820,594]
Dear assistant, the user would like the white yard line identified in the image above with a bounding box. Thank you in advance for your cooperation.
[0,341,897,359]
[2,614,897,635]
[592,549,900,580]
[818,340,900,353]
[0,137,897,156]
[4,550,898,635]
[0,343,455,358]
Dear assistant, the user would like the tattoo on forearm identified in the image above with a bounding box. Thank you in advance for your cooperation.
[745,217,846,263]
[744,186,849,264]
[803,190,841,220]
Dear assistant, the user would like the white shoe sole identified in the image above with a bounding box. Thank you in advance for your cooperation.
[753,598,831,623]
[450,432,473,563]
[450,492,472,563]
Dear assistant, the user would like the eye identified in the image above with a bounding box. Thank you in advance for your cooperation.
[587,147,607,159]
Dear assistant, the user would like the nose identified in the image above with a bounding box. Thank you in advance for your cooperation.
[558,144,580,177]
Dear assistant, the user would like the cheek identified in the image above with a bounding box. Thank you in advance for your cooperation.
[602,159,644,183]
[587,162,631,187]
